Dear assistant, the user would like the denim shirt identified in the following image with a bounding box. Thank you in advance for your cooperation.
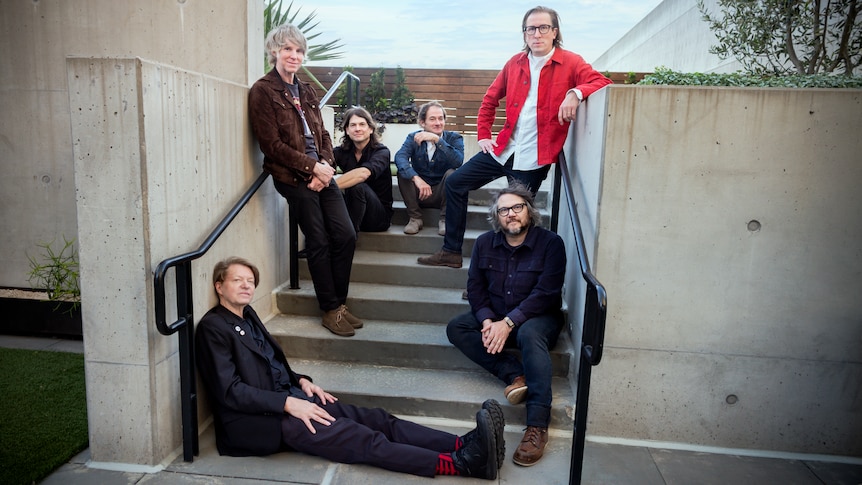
[393,130,464,185]
[467,225,566,326]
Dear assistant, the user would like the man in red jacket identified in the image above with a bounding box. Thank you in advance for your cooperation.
[418,6,611,269]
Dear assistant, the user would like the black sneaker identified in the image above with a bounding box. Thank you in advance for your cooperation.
[452,409,498,479]
[461,400,506,469]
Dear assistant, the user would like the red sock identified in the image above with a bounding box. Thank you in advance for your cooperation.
[436,453,460,476]
[454,436,464,450]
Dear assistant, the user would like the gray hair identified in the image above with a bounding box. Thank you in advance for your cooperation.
[265,24,307,67]
[487,182,543,232]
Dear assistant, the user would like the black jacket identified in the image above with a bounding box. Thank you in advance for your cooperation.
[195,304,310,456]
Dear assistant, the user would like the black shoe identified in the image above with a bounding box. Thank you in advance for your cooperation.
[482,399,505,468]
[461,400,505,460]
[452,409,498,479]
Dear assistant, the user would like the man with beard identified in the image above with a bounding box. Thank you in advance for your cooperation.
[446,182,565,467]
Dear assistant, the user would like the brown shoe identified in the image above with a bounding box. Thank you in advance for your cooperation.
[417,249,462,268]
[512,426,548,466]
[504,375,527,405]
[404,218,423,235]
[322,308,354,337]
[339,304,364,329]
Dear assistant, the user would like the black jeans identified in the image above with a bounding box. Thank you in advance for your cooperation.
[281,396,458,477]
[274,179,356,312]
[342,183,391,233]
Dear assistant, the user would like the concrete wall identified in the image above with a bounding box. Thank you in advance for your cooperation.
[0,0,270,467]
[68,55,287,467]
[580,85,862,456]
[0,0,261,289]
[593,0,742,73]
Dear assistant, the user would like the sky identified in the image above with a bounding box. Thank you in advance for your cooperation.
[301,0,663,70]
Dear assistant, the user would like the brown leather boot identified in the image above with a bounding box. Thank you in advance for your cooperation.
[339,304,364,329]
[504,375,527,405]
[417,249,462,268]
[512,426,549,466]
[322,308,354,337]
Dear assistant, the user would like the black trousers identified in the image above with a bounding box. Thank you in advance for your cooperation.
[274,179,356,312]
[281,397,458,477]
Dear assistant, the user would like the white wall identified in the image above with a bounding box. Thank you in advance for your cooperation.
[593,0,742,73]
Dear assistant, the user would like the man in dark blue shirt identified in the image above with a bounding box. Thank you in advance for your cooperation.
[447,183,565,467]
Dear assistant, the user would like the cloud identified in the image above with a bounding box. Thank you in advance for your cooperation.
[300,0,662,69]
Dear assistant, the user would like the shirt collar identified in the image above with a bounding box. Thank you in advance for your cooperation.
[491,225,536,250]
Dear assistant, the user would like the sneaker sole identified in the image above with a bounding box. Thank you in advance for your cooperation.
[482,399,506,468]
[477,410,499,480]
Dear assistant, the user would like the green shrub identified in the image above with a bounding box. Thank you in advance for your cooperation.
[639,67,862,88]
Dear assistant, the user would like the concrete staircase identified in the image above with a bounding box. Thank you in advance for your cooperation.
[267,182,576,431]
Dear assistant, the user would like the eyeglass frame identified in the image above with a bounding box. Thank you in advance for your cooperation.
[496,203,527,217]
[523,24,554,35]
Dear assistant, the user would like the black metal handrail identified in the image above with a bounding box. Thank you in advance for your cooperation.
[549,152,608,485]
[320,71,360,106]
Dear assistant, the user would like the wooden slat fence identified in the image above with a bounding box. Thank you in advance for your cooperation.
[305,66,648,135]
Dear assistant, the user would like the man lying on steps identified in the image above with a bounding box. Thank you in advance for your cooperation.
[195,256,506,479]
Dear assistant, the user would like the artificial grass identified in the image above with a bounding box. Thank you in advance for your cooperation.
[0,347,88,485]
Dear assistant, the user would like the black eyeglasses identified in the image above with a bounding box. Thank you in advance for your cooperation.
[496,203,527,217]
[523,24,553,35]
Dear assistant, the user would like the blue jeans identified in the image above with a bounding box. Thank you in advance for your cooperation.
[442,151,551,254]
[446,310,563,428]
[274,179,356,312]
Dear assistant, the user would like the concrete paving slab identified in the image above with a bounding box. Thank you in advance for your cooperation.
[803,460,862,485]
[582,442,666,485]
[650,448,822,485]
[0,334,83,353]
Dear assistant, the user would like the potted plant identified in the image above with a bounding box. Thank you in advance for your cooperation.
[0,236,82,338]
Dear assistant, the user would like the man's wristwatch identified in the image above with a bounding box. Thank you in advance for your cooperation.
[504,316,515,328]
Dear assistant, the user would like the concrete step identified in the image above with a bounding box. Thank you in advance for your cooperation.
[276,280,470,324]
[267,315,573,377]
[389,200,551,232]
[355,226,483,256]
[388,179,551,209]
[391,200,499,229]
[301,250,470,288]
[274,356,575,430]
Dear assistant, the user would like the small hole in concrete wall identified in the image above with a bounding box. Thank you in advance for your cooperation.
[41,175,51,184]
[747,220,761,232]
[726,394,738,405]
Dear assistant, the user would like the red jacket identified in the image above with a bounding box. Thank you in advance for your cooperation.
[477,48,612,166]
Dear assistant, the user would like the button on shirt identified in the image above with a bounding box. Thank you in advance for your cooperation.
[467,225,566,326]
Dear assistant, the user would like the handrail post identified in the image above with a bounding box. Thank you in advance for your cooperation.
[176,261,198,461]
[551,162,561,233]
[289,204,300,289]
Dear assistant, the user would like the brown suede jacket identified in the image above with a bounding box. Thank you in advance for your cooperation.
[248,68,334,187]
